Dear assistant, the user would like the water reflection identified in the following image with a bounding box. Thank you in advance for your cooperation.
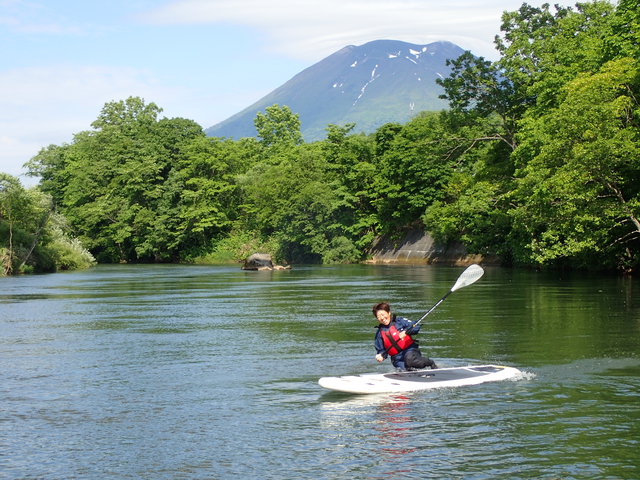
[373,395,417,454]
[319,392,420,477]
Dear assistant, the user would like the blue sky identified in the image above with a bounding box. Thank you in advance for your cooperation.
[1,0,553,185]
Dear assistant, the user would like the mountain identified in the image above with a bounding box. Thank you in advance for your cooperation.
[205,39,466,142]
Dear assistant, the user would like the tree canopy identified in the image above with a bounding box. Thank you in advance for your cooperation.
[0,173,95,274]
[4,0,638,275]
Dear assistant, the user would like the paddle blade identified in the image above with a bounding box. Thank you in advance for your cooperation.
[451,264,484,292]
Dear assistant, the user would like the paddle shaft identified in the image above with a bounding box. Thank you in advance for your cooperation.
[412,290,452,328]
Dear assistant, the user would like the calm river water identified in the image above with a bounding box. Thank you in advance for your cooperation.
[1,264,639,479]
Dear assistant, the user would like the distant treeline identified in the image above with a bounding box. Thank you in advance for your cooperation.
[2,0,638,275]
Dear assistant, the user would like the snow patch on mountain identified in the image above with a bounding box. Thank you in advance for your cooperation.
[354,64,381,106]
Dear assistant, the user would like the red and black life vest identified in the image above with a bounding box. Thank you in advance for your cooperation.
[381,324,414,356]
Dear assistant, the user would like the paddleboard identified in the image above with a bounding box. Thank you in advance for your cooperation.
[318,364,522,394]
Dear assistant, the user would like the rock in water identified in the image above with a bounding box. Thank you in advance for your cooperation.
[243,253,274,270]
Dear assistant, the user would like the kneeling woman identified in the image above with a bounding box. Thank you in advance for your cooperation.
[373,302,438,371]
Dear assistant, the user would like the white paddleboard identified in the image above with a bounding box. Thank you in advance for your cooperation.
[318,364,522,394]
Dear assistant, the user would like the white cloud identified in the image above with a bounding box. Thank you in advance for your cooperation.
[141,0,530,60]
[0,0,87,35]
[1,0,551,185]
[0,61,275,183]
[0,65,181,183]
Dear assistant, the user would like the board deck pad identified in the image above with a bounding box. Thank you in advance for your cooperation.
[385,365,501,382]
[318,365,522,394]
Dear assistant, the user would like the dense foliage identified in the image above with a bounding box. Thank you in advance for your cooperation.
[4,0,637,274]
[0,173,95,274]
[431,0,640,271]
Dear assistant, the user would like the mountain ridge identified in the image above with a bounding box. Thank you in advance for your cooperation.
[205,39,465,141]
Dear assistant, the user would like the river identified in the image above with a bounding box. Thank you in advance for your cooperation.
[1,264,638,479]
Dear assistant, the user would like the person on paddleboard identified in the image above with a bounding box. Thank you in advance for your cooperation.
[373,302,438,371]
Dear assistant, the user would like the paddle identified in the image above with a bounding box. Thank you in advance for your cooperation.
[411,264,485,328]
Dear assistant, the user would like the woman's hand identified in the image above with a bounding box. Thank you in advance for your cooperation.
[375,353,384,362]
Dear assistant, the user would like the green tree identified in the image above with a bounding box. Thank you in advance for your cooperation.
[0,175,56,274]
[509,58,640,270]
[238,108,367,263]
[437,52,520,150]
[495,1,615,114]
[0,174,30,274]
[373,111,498,235]
[428,0,640,271]
[30,97,208,262]
[323,124,378,249]
[422,128,515,259]
[239,140,360,263]
[604,0,640,60]
[173,136,253,258]
[24,144,70,207]
[92,96,163,130]
[254,104,303,149]
[0,173,93,274]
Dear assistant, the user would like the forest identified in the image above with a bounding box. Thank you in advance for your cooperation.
[1,0,638,275]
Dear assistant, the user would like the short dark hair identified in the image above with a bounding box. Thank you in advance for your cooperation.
[372,302,391,317]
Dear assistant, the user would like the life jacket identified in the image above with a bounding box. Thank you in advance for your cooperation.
[381,324,414,356]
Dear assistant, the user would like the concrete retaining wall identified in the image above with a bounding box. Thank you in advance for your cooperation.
[366,230,494,266]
